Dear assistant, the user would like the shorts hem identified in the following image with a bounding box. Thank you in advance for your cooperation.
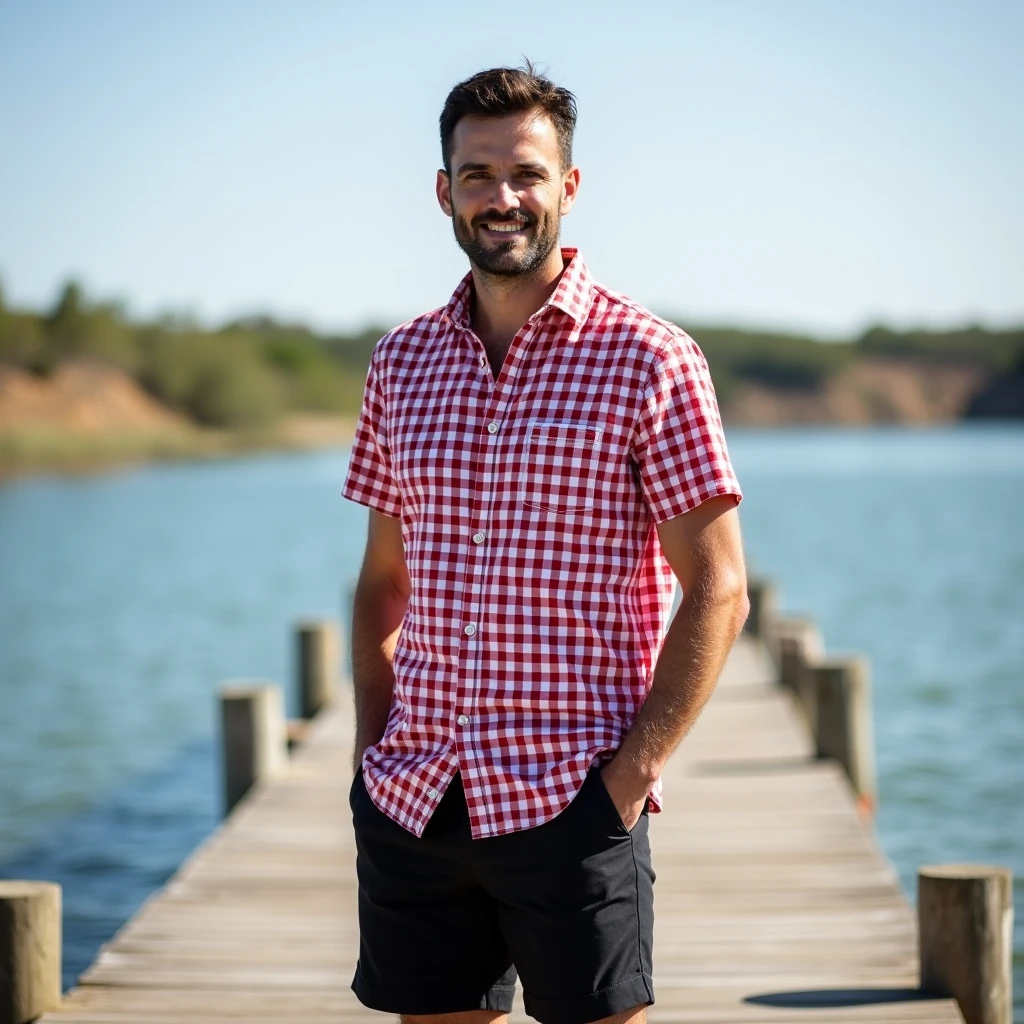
[352,973,517,1015]
[524,971,654,1024]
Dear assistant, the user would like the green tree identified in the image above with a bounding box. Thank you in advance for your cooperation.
[0,313,46,369]
[857,324,1024,370]
[262,334,353,412]
[0,281,46,370]
[43,280,138,370]
[188,337,283,428]
[139,329,283,428]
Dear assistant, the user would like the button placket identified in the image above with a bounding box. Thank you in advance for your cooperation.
[454,342,494,762]
[460,357,518,759]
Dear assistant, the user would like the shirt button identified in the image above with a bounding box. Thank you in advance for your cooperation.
[428,788,439,800]
[472,532,485,544]
[479,355,486,367]
[486,422,499,435]
[457,714,470,726]
[463,623,477,636]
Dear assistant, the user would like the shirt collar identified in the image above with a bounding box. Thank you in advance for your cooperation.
[443,248,594,330]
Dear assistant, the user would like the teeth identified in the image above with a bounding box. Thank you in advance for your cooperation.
[485,222,526,232]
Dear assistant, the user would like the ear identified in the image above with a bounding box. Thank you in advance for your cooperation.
[559,166,581,217]
[436,169,453,217]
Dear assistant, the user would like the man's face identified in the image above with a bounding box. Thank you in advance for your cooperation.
[436,111,579,277]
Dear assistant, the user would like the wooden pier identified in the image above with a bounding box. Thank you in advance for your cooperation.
[13,624,982,1024]
[18,626,974,1019]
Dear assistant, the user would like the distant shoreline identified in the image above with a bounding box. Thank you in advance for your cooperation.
[0,361,358,484]
[0,414,356,485]
[2,352,1022,485]
[7,414,1024,488]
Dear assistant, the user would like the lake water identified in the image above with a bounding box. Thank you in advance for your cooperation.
[1,426,1021,1017]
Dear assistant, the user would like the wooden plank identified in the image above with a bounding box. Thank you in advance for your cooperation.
[38,637,964,1022]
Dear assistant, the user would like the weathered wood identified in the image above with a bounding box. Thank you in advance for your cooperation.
[296,621,340,719]
[743,577,778,640]
[812,655,877,809]
[37,638,966,1023]
[0,881,61,1024]
[770,618,824,718]
[219,683,286,816]
[918,865,1014,1024]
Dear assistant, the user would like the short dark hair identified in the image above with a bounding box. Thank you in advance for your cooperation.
[439,61,577,174]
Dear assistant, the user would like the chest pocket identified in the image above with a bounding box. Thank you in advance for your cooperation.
[522,421,605,514]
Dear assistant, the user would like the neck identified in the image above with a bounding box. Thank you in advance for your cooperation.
[469,247,567,357]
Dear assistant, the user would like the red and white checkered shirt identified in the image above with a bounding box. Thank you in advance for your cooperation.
[343,249,742,838]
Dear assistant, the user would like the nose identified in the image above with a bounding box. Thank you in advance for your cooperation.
[489,178,520,211]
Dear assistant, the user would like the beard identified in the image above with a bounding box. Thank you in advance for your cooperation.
[451,204,560,278]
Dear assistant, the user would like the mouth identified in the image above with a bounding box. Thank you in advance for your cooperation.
[477,219,531,236]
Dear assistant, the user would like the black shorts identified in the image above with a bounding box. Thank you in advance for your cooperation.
[349,767,655,1024]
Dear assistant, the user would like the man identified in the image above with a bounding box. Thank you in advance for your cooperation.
[343,62,747,1024]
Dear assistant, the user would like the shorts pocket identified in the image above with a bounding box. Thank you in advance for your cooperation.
[522,421,604,514]
[592,768,650,836]
[590,768,629,835]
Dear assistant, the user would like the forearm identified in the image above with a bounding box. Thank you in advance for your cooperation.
[351,570,408,772]
[614,580,748,784]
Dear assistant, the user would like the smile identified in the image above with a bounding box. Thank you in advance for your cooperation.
[481,222,529,233]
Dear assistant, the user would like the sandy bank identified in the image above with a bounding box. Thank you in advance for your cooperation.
[0,363,355,483]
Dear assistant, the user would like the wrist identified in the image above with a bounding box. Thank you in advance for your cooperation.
[605,748,660,792]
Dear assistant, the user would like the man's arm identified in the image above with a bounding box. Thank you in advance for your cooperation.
[601,494,748,828]
[351,510,411,773]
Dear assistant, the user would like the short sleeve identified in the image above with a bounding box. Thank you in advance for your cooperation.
[342,351,403,518]
[631,332,742,523]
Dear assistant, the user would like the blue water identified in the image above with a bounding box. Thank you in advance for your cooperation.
[0,427,1021,1015]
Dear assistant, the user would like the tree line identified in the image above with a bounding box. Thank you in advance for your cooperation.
[1,278,1021,428]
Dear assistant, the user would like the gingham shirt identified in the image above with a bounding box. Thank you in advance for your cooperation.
[343,249,741,839]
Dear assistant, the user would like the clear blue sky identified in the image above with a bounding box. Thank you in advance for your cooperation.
[1,0,1021,338]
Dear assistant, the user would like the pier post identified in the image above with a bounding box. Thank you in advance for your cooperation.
[220,683,287,816]
[744,576,778,640]
[918,865,1014,1024]
[0,881,61,1024]
[771,617,824,704]
[297,620,341,719]
[812,656,877,810]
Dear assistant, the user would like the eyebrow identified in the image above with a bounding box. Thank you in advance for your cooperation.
[455,161,549,176]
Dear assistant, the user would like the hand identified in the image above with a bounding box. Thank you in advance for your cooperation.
[599,757,651,833]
